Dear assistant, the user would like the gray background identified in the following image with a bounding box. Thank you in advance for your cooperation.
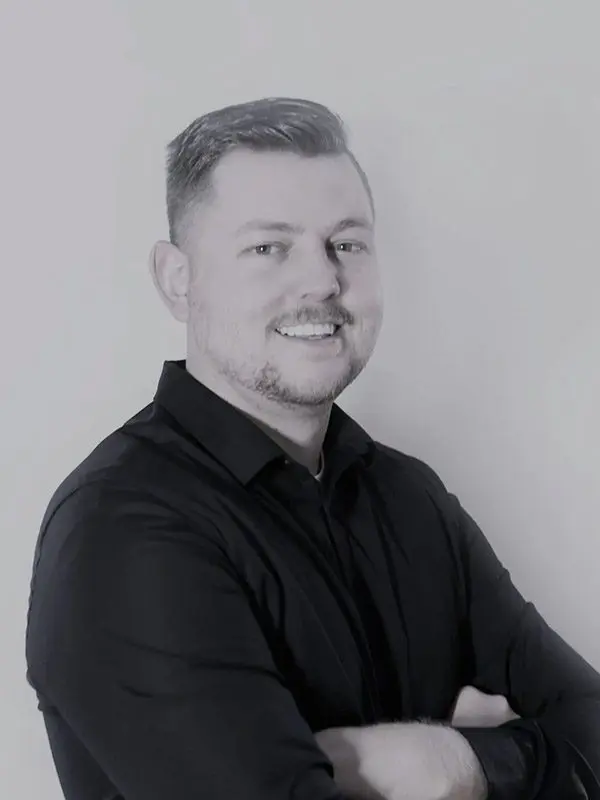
[1,1,599,797]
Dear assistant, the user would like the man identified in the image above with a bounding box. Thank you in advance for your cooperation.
[26,97,600,799]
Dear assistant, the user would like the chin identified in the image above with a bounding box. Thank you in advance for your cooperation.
[281,374,357,406]
[255,373,339,407]
[278,389,342,408]
[250,353,367,406]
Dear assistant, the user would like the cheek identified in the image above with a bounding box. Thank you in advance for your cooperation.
[191,290,272,344]
[349,281,384,327]
[347,264,382,304]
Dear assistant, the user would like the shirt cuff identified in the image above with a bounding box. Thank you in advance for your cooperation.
[455,725,541,800]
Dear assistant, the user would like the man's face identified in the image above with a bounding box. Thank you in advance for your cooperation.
[184,148,383,408]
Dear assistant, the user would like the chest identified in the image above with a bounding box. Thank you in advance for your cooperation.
[218,471,467,731]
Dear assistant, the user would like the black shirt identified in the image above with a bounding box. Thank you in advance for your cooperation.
[26,359,600,800]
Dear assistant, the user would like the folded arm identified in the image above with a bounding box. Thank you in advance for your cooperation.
[443,485,600,799]
[26,484,347,800]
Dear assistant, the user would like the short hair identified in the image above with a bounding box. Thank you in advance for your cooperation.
[165,96,374,248]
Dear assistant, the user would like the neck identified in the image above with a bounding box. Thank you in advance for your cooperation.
[186,356,330,473]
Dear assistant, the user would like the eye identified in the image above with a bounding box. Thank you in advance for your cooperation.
[252,243,287,256]
[333,241,367,255]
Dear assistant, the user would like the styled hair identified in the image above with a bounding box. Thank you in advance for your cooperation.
[165,96,374,248]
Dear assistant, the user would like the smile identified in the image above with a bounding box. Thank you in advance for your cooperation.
[276,323,342,340]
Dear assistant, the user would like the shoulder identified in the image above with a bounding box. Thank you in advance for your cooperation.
[37,477,226,564]
[369,440,451,501]
[33,461,228,602]
[37,404,227,556]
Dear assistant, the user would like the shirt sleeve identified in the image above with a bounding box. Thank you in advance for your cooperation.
[447,492,600,800]
[27,483,345,800]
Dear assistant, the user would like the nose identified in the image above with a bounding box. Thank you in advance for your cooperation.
[297,244,342,301]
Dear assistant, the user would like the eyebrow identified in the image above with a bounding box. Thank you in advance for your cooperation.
[235,216,373,236]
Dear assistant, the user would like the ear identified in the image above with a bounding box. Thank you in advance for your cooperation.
[148,240,191,323]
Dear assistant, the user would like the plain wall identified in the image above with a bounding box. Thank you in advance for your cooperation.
[1,1,599,796]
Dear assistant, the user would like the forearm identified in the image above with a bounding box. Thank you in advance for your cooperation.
[458,709,600,800]
[459,622,600,798]
[450,672,600,797]
[409,724,488,800]
[444,491,600,798]
[457,723,540,799]
[317,722,488,800]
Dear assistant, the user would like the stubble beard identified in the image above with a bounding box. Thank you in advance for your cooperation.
[218,351,366,409]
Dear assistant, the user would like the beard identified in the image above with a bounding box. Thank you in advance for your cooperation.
[216,354,366,408]
[189,301,378,409]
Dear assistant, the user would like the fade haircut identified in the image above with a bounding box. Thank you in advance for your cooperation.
[165,96,374,249]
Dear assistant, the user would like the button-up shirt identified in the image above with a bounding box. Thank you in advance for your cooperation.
[26,359,600,799]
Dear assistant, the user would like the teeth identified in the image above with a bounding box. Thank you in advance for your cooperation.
[278,323,337,337]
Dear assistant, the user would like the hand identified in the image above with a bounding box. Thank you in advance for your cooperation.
[315,721,487,800]
[315,725,386,800]
[450,685,520,728]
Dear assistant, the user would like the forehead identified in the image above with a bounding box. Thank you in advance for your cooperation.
[207,148,372,229]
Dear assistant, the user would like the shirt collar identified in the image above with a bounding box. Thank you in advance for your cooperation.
[153,359,374,485]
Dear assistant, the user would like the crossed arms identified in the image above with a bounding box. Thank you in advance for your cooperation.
[27,483,600,799]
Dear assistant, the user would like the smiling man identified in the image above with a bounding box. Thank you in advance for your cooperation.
[26,97,600,800]
[166,141,383,470]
